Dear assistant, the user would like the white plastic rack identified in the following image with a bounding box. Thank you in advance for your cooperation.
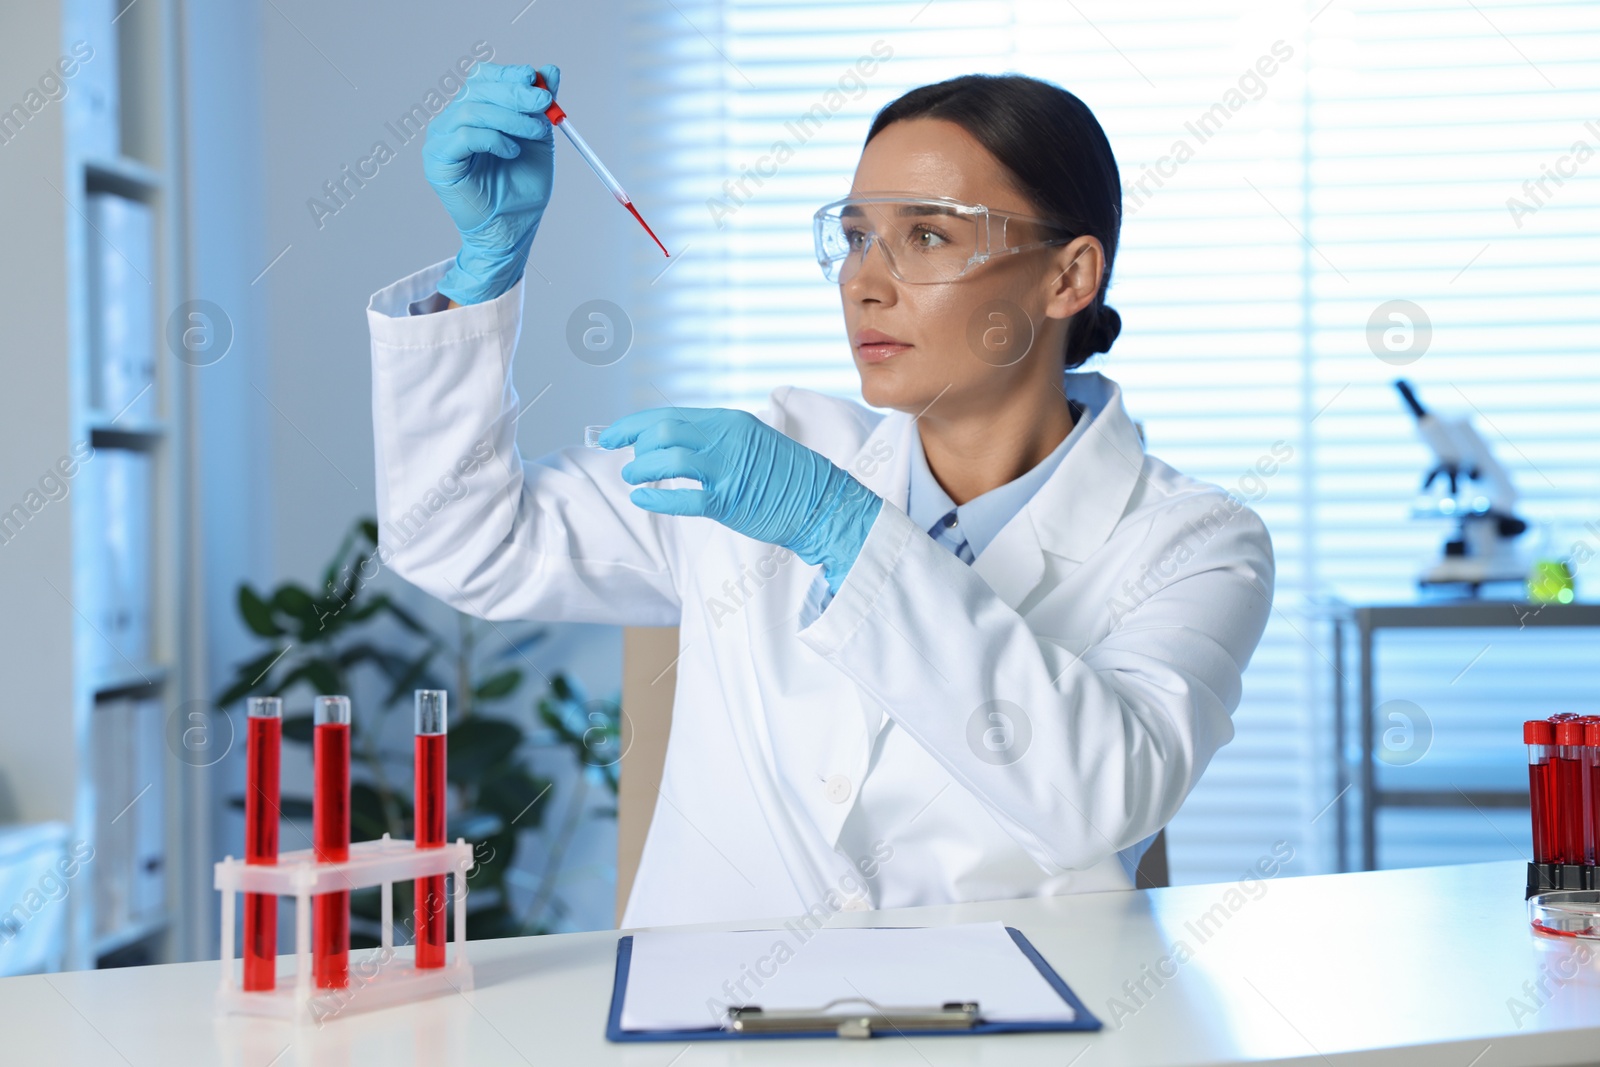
[214,834,475,1023]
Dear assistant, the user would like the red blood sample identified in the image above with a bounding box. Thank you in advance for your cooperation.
[1586,719,1600,867]
[1553,720,1588,866]
[1527,719,1557,865]
[313,697,351,989]
[414,690,448,970]
[243,699,281,991]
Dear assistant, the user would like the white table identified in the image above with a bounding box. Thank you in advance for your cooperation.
[3,860,1596,1065]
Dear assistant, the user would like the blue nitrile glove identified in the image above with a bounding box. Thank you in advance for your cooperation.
[600,408,884,594]
[423,63,561,305]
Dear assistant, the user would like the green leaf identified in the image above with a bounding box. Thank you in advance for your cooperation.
[464,902,522,941]
[381,648,438,708]
[273,584,331,640]
[272,583,318,622]
[448,718,523,782]
[379,596,429,635]
[472,669,522,703]
[214,646,287,708]
[343,594,389,623]
[349,886,383,922]
[274,795,315,821]
[214,676,258,711]
[281,714,314,743]
[359,519,379,546]
[225,793,313,819]
[306,598,352,639]
[351,782,399,842]
[550,673,573,702]
[238,585,282,638]
[476,766,551,830]
[321,524,360,594]
[463,826,514,889]
[274,659,344,701]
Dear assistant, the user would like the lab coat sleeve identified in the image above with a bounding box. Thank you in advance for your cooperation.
[367,260,681,626]
[797,492,1274,874]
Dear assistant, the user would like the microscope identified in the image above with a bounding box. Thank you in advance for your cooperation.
[1395,380,1529,589]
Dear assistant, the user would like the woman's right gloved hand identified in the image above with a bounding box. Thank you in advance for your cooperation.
[423,62,561,306]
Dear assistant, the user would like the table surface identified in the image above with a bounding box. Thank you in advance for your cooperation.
[1307,590,1600,627]
[3,860,1597,1066]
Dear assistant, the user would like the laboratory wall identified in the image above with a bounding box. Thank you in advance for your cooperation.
[0,1,75,828]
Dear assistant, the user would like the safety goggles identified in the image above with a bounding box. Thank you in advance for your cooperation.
[812,194,1078,285]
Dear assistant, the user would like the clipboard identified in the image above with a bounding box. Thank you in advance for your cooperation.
[605,926,1102,1042]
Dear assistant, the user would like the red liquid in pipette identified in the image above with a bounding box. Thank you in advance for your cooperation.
[244,715,280,991]
[314,721,350,988]
[415,732,447,969]
[533,71,670,258]
[625,201,671,258]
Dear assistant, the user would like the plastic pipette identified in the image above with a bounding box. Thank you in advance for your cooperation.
[534,71,670,257]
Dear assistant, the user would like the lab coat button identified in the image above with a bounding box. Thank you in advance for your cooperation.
[824,774,852,804]
[841,897,870,912]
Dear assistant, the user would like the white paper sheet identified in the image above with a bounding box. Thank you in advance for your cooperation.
[619,921,1075,1032]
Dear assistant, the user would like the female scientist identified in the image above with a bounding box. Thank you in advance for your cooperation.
[366,64,1274,928]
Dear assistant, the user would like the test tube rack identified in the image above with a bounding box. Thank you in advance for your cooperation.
[215,834,475,1023]
[1525,716,1599,901]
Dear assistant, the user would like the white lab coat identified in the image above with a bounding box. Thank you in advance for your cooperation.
[368,261,1275,930]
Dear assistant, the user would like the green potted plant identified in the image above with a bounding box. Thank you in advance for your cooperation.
[215,518,618,942]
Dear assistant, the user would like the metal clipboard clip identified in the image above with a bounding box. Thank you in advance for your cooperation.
[727,997,981,1039]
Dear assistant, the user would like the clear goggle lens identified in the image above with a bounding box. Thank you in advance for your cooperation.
[813,196,1074,285]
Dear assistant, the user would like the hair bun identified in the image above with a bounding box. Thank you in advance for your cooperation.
[1068,303,1120,366]
[1086,303,1121,356]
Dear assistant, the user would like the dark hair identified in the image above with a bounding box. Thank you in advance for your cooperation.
[865,74,1122,369]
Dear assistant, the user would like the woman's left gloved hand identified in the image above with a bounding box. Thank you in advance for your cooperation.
[599,407,883,594]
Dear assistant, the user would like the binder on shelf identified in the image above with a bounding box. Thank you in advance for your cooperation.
[91,698,133,939]
[128,698,165,923]
[93,447,152,670]
[91,698,166,948]
[62,0,122,160]
[606,922,1101,1042]
[85,192,155,425]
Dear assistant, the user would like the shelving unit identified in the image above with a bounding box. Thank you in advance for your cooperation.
[58,0,189,972]
[0,0,201,976]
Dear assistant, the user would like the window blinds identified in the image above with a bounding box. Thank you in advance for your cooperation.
[626,0,1600,882]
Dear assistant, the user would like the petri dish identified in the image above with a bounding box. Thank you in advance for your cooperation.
[1528,890,1600,939]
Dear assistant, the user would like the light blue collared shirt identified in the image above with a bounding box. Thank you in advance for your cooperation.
[809,399,1089,616]
[906,398,1087,564]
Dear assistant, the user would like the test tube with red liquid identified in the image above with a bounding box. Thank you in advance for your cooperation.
[414,690,448,969]
[313,695,351,989]
[1553,719,1588,867]
[1527,719,1557,867]
[1585,719,1600,867]
[243,696,282,991]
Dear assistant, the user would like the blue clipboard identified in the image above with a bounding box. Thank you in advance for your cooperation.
[605,926,1102,1042]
